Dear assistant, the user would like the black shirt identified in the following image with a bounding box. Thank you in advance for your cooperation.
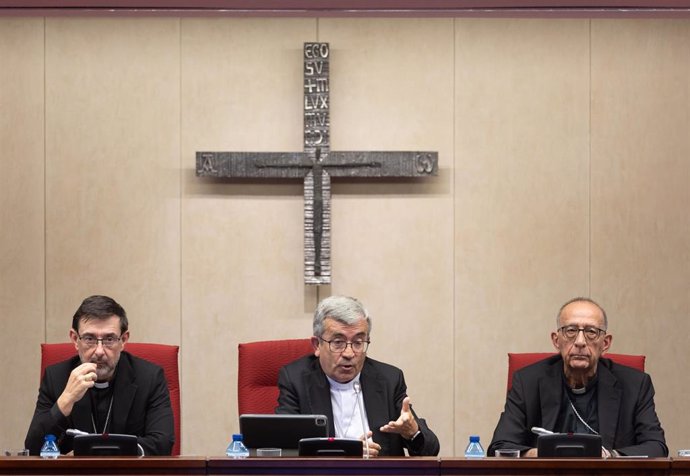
[554,370,600,435]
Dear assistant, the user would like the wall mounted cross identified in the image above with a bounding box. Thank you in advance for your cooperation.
[196,43,438,285]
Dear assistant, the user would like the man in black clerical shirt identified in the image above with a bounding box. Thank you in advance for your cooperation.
[488,297,667,458]
[25,295,174,456]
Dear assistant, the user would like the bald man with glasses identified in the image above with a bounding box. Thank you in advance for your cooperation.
[488,297,667,458]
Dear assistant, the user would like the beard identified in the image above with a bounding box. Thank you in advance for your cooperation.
[89,356,119,382]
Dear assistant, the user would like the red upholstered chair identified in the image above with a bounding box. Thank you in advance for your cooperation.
[40,342,181,456]
[237,338,314,415]
[507,352,645,392]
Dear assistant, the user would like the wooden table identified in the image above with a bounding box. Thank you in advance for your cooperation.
[672,457,690,476]
[0,456,207,475]
[441,457,671,476]
[207,456,440,475]
[4,456,690,475]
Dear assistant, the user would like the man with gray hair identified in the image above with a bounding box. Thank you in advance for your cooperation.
[276,295,440,456]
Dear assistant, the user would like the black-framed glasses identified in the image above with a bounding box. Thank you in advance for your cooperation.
[78,334,122,348]
[558,325,606,342]
[318,337,370,353]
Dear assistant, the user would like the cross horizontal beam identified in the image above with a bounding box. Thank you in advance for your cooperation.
[196,151,437,179]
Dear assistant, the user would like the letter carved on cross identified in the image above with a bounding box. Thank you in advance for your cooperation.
[196,43,438,285]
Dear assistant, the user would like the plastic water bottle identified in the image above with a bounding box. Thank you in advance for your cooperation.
[39,434,60,459]
[226,433,250,459]
[464,435,485,458]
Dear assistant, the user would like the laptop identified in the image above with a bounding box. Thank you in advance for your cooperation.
[239,414,329,456]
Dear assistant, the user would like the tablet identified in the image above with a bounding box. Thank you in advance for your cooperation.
[239,414,328,450]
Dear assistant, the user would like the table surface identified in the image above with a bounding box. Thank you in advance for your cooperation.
[0,455,208,475]
[1,456,689,476]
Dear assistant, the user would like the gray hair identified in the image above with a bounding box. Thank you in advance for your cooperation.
[313,295,371,337]
[557,297,608,330]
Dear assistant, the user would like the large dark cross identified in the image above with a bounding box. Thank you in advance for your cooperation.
[196,43,438,285]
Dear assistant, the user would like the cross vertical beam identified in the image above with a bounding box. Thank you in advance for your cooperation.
[303,43,331,283]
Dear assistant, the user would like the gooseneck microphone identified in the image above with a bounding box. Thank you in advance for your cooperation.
[352,381,370,458]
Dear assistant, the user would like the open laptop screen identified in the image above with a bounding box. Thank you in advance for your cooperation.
[239,414,329,451]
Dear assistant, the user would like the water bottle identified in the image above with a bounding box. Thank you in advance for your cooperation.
[226,433,250,459]
[39,434,60,459]
[464,435,485,458]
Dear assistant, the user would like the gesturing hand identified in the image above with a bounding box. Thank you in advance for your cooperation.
[379,396,419,440]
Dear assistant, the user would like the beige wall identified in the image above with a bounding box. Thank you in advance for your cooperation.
[0,16,688,456]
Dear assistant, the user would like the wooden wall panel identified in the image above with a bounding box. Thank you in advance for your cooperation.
[590,18,690,456]
[454,18,591,455]
[0,17,45,452]
[180,17,316,454]
[43,18,181,345]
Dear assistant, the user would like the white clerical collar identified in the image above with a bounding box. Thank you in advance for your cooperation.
[326,374,361,391]
[94,381,110,390]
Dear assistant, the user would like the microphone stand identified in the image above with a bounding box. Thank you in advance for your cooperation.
[353,381,370,459]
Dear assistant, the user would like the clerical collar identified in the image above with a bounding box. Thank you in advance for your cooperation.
[94,381,110,389]
[563,371,599,395]
[326,374,361,391]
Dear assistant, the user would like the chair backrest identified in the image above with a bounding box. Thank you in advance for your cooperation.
[40,342,181,456]
[507,352,646,392]
[237,338,314,415]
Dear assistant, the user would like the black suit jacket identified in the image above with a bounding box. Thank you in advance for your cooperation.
[276,355,440,456]
[488,355,667,457]
[25,351,174,456]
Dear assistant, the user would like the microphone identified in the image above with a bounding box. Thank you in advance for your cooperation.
[531,427,554,437]
[353,381,370,459]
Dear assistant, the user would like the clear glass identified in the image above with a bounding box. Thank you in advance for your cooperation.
[39,435,60,459]
[495,449,520,458]
[256,448,281,457]
[226,434,250,459]
[3,449,29,457]
[464,435,485,458]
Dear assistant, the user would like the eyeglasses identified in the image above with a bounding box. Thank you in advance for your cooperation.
[78,334,122,348]
[558,325,606,342]
[319,337,370,353]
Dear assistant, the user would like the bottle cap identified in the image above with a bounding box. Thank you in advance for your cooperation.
[45,434,57,442]
[469,435,480,442]
[232,433,243,441]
